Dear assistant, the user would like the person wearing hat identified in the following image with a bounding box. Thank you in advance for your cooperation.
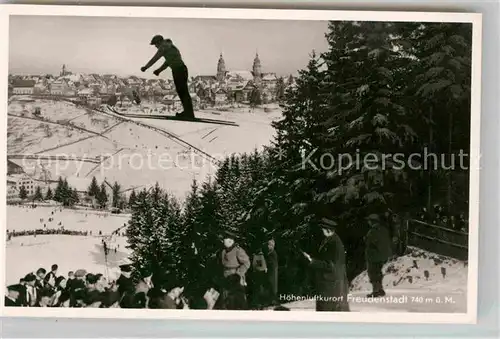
[117,264,136,309]
[364,213,392,298]
[220,230,250,286]
[219,229,250,309]
[67,271,75,291]
[302,218,350,312]
[140,35,194,120]
[74,269,87,281]
[23,273,38,307]
[116,264,134,298]
[5,284,24,307]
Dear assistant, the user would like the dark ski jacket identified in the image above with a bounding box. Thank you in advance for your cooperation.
[144,39,185,73]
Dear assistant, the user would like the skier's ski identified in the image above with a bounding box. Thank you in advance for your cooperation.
[112,111,239,127]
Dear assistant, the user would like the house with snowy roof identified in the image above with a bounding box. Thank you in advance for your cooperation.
[12,80,36,95]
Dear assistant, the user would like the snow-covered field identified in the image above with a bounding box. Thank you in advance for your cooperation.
[7,97,278,199]
[5,205,131,285]
[6,205,129,234]
[5,234,130,286]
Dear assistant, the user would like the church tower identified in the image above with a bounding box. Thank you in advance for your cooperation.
[61,64,67,77]
[252,52,262,81]
[216,53,226,82]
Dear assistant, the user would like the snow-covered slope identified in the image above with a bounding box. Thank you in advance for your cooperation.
[7,97,278,200]
[280,247,467,313]
[5,234,130,285]
[351,247,467,292]
[6,205,128,234]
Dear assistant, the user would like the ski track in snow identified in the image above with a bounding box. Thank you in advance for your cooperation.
[8,97,279,200]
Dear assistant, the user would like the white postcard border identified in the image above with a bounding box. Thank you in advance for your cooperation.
[0,4,482,324]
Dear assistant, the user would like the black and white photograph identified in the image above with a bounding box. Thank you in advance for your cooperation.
[0,5,481,323]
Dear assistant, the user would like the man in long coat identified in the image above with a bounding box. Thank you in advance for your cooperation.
[265,239,279,303]
[364,214,392,297]
[303,218,350,312]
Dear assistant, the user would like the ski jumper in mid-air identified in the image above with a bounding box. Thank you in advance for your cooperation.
[141,35,195,119]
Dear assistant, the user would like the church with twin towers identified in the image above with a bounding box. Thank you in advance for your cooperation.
[214,51,277,84]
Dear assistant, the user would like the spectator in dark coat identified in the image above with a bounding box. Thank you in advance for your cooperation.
[265,239,279,303]
[17,278,27,306]
[221,274,248,310]
[302,218,350,312]
[364,214,393,297]
[24,273,38,307]
[66,271,75,291]
[117,264,135,308]
[116,265,133,293]
[5,284,24,307]
[251,248,268,308]
[44,264,58,290]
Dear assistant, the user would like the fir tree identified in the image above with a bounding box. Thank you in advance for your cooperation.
[275,76,286,102]
[112,181,121,208]
[45,187,53,200]
[70,188,80,206]
[87,176,100,198]
[54,177,65,202]
[62,179,71,206]
[126,186,183,281]
[19,185,28,200]
[128,190,137,209]
[177,180,206,286]
[33,186,43,201]
[97,183,108,209]
[398,22,472,220]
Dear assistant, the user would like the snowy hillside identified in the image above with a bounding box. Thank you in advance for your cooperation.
[6,205,128,234]
[350,247,467,292]
[7,97,279,199]
[7,116,91,154]
[280,247,467,313]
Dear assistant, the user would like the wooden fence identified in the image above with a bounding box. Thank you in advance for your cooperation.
[406,219,469,260]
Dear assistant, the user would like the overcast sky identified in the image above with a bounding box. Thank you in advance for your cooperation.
[9,15,329,78]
